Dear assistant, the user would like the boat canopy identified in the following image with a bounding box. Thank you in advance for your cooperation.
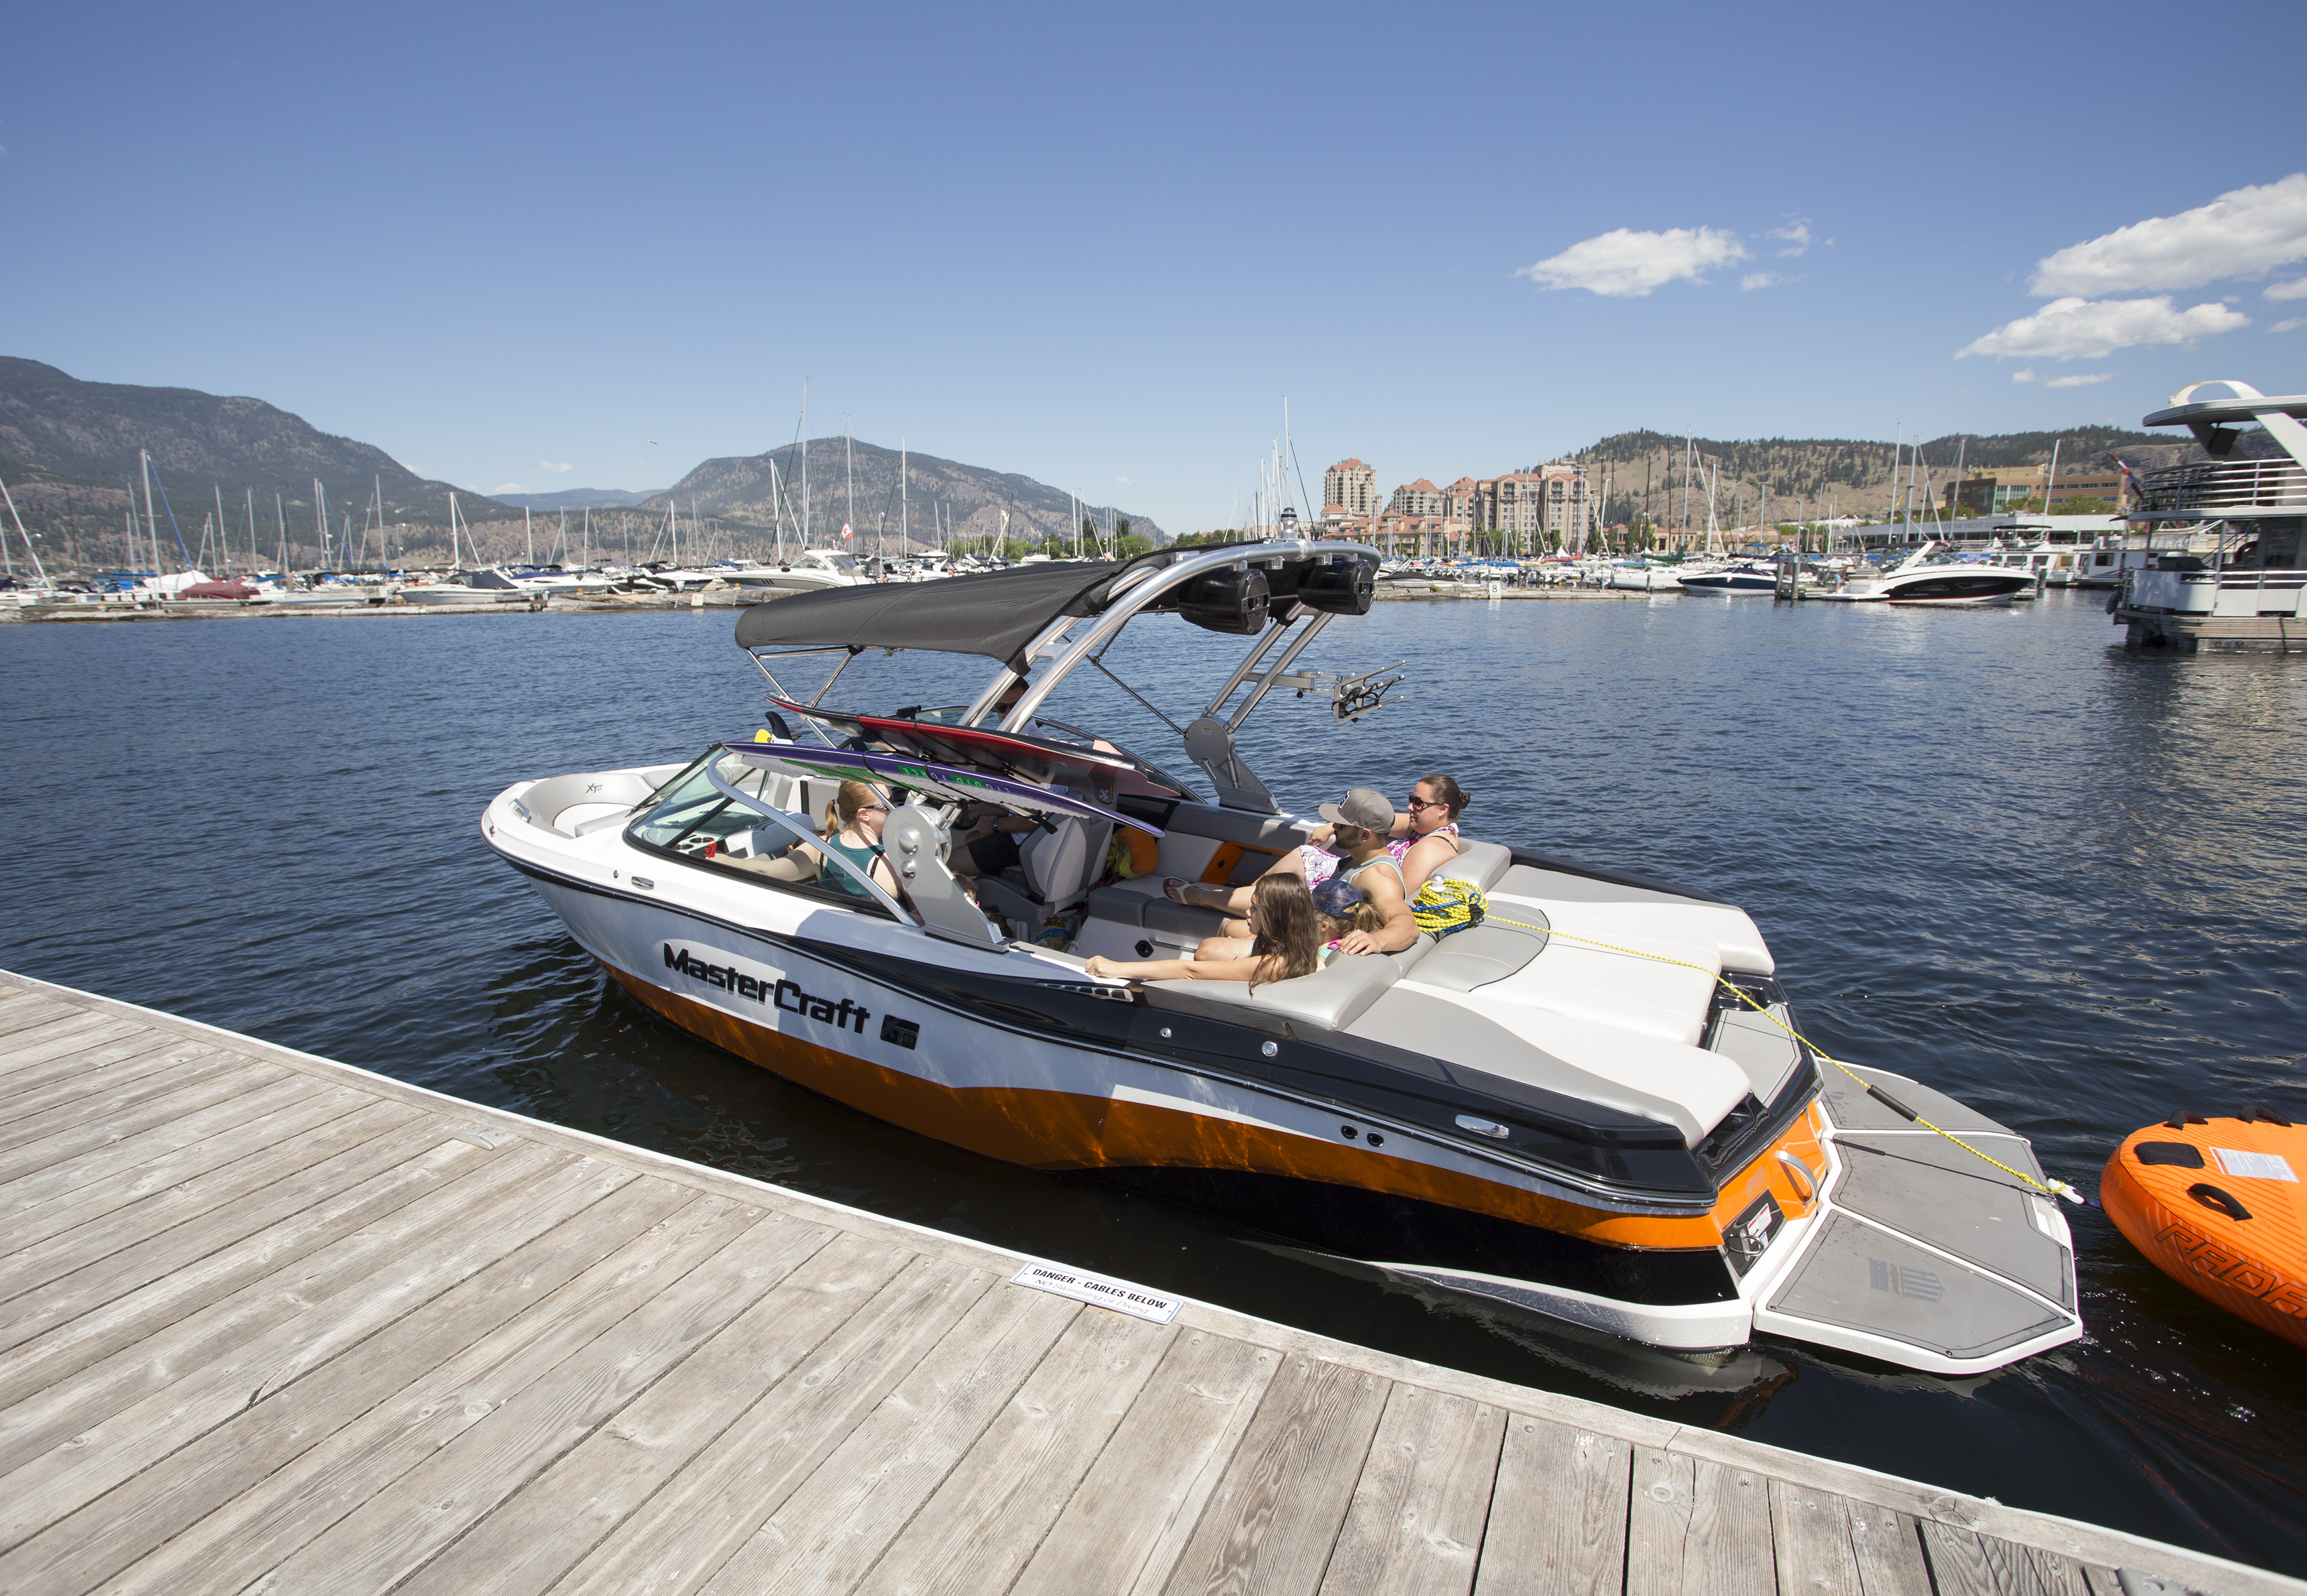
[735,552,1179,671]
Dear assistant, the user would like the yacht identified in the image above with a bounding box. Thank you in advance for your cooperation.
[1605,560,1684,592]
[482,540,2083,1374]
[731,548,873,593]
[467,564,615,598]
[1814,543,2035,606]
[1678,559,1783,594]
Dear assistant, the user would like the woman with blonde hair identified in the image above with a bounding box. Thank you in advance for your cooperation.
[1085,874,1321,989]
[806,780,905,903]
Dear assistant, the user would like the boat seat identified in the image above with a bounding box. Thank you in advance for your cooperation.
[1147,953,1399,1033]
[1085,881,1236,941]
[1413,917,1549,992]
[1490,863,1774,976]
[1020,815,1111,912]
[1434,839,1512,891]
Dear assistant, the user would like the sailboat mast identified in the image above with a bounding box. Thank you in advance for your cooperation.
[215,484,229,577]
[900,438,908,552]
[801,379,809,550]
[449,494,460,569]
[844,417,854,551]
[2042,438,2062,514]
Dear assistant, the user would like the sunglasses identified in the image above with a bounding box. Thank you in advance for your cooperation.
[1405,797,1445,811]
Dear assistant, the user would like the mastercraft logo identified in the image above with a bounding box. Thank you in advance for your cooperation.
[661,944,867,1034]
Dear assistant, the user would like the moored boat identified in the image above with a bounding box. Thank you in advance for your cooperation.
[482,539,2083,1373]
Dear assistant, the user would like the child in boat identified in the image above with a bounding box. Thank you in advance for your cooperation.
[1084,875,1321,988]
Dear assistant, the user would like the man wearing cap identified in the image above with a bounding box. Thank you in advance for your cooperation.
[1168,785,1419,960]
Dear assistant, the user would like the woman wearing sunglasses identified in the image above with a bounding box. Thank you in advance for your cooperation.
[809,780,907,903]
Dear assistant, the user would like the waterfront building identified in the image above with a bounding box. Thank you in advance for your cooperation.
[1945,464,2127,514]
[1388,477,1445,517]
[1323,458,1379,521]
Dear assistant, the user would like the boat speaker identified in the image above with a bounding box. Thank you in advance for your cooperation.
[1177,566,1271,635]
[1293,559,1374,616]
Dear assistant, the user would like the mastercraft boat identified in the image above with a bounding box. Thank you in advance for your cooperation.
[482,539,2083,1373]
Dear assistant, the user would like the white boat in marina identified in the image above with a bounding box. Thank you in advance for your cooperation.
[482,539,2083,1373]
[1606,560,1684,592]
[726,549,873,593]
[1812,543,2035,606]
[467,564,615,599]
[394,573,528,605]
[1678,559,1784,594]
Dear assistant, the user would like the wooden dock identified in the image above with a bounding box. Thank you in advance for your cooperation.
[0,967,2292,1596]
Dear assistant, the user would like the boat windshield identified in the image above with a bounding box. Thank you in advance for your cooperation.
[622,749,901,919]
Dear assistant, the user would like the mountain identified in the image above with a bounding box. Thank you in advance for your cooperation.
[490,487,664,512]
[1566,424,2261,526]
[0,357,516,541]
[644,438,1166,551]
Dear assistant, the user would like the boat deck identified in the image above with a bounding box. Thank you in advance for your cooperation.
[0,968,2291,1596]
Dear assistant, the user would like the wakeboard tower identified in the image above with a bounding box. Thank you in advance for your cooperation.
[482,537,2083,1375]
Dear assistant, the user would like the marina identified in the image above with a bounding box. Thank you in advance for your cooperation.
[0,968,2291,1596]
[2,547,2302,1582]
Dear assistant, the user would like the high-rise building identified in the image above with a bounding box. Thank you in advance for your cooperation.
[1389,477,1445,517]
[1323,459,1379,521]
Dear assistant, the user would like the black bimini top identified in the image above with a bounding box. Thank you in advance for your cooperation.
[733,552,1178,671]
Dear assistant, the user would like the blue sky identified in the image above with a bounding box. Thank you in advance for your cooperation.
[6,1,2304,534]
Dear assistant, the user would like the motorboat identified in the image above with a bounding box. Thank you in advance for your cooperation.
[1678,559,1784,594]
[394,572,528,605]
[467,563,615,599]
[1813,543,2035,607]
[1605,560,1684,592]
[482,539,2083,1374]
[730,548,873,593]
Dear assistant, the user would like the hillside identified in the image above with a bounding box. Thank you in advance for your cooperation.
[0,359,518,560]
[644,438,1166,551]
[1569,424,2274,528]
[491,487,663,511]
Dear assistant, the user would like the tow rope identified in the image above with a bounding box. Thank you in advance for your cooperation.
[1482,915,2089,1206]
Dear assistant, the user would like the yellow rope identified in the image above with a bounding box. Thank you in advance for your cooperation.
[1484,915,2085,1204]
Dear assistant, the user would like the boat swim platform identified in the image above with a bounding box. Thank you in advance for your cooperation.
[0,968,2292,1596]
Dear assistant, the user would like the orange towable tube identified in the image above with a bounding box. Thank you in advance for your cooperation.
[2101,1111,2307,1349]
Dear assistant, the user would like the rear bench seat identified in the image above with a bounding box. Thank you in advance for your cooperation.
[1489,863,1774,974]
[1145,953,1401,1033]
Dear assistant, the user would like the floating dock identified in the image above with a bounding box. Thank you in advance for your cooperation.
[0,968,2292,1596]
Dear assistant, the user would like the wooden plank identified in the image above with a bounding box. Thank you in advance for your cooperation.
[0,1014,149,1076]
[0,1138,596,1507]
[0,1038,254,1154]
[1772,1478,1861,1595]
[1687,1457,1776,1596]
[1844,1500,1932,1596]
[850,1305,1177,1596]
[1012,1331,1281,1596]
[1627,1447,1697,1596]
[1472,1418,1632,1595]
[0,1056,306,1188]
[550,1252,995,1596]
[391,1230,912,1596]
[1921,1520,1997,1596]
[0,1114,480,1371]
[0,1093,416,1294]
[161,1194,820,1596]
[698,1282,1084,1595]
[2,1180,740,1596]
[1318,1383,1505,1596]
[0,1031,213,1115]
[1157,1355,1393,1596]
[0,1004,118,1052]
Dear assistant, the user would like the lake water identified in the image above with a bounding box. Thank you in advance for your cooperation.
[3,588,2302,1576]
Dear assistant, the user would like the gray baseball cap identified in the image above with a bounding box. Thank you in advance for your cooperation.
[1317,786,1395,831]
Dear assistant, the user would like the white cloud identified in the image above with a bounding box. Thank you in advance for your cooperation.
[2012,368,2038,383]
[537,460,573,473]
[2267,277,2307,301]
[1767,220,1812,257]
[1114,476,1135,485]
[2029,174,2307,296]
[2044,372,2117,389]
[1739,272,1782,292]
[1959,296,2249,361]
[2274,318,2306,334]
[493,482,525,494]
[1517,225,1748,298]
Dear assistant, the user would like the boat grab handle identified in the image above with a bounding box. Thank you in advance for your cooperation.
[2188,1183,2253,1222]
[1775,1150,1822,1202]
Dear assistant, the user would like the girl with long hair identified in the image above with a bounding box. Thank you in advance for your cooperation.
[1085,874,1321,988]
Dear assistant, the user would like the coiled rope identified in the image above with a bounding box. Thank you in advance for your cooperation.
[1483,915,2088,1206]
